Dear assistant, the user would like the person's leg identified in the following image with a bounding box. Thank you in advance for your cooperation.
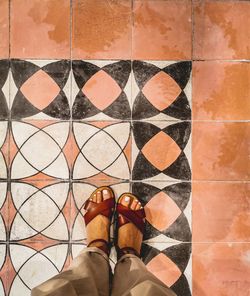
[111,194,177,296]
[32,187,115,296]
[112,254,176,296]
[31,247,110,296]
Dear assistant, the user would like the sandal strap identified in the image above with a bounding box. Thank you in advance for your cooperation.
[116,203,145,234]
[117,246,140,259]
[87,239,110,254]
[84,198,115,226]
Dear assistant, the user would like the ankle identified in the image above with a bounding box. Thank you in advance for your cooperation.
[88,241,109,255]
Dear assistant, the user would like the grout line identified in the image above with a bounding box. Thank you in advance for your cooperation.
[6,118,250,123]
[8,0,11,59]
[4,179,249,184]
[129,0,133,191]
[9,57,250,62]
[191,0,195,61]
[5,118,250,123]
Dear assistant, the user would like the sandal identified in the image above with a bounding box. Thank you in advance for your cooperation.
[115,193,146,259]
[83,186,115,254]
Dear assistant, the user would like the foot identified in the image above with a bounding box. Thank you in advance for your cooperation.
[117,194,145,257]
[85,187,114,255]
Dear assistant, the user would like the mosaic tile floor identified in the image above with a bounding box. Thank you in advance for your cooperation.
[0,1,250,296]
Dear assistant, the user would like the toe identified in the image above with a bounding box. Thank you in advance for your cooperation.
[96,191,102,203]
[92,193,97,202]
[120,195,131,208]
[102,188,112,201]
[130,199,138,210]
[135,201,142,210]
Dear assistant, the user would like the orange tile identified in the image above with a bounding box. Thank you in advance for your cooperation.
[132,0,192,60]
[10,0,70,58]
[82,70,121,110]
[193,243,250,296]
[147,253,182,287]
[144,191,182,231]
[193,1,250,60]
[142,131,181,171]
[193,62,250,120]
[192,122,250,181]
[20,69,60,109]
[142,71,182,111]
[72,0,131,59]
[0,0,9,58]
[193,182,250,242]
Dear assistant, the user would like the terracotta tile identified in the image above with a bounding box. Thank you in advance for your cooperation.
[72,0,131,59]
[147,253,182,287]
[144,191,182,232]
[142,131,182,171]
[132,0,192,60]
[10,0,70,58]
[193,122,250,181]
[193,182,250,242]
[0,0,9,58]
[193,243,250,296]
[193,1,250,60]
[193,61,250,120]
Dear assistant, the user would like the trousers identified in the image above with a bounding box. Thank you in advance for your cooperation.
[31,247,177,296]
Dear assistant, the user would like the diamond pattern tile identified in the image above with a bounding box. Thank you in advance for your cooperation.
[0,57,193,294]
[1,0,248,295]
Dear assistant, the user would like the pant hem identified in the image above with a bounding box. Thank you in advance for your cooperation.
[79,246,110,263]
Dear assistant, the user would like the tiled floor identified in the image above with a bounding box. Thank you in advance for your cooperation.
[0,1,249,296]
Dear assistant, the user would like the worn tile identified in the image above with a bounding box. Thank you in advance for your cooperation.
[0,60,9,120]
[72,121,131,181]
[8,242,70,296]
[193,61,250,120]
[132,61,192,121]
[193,243,250,296]
[132,181,192,243]
[10,59,71,120]
[10,0,70,59]
[0,181,8,239]
[193,1,250,60]
[193,122,250,181]
[132,0,192,60]
[0,0,9,58]
[0,121,8,180]
[193,182,250,242]
[72,60,131,121]
[9,181,70,242]
[72,0,132,59]
[9,120,70,180]
[0,243,8,296]
[142,242,192,296]
[132,121,191,182]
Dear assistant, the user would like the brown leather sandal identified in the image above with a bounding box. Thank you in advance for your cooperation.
[83,186,115,254]
[115,193,146,259]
